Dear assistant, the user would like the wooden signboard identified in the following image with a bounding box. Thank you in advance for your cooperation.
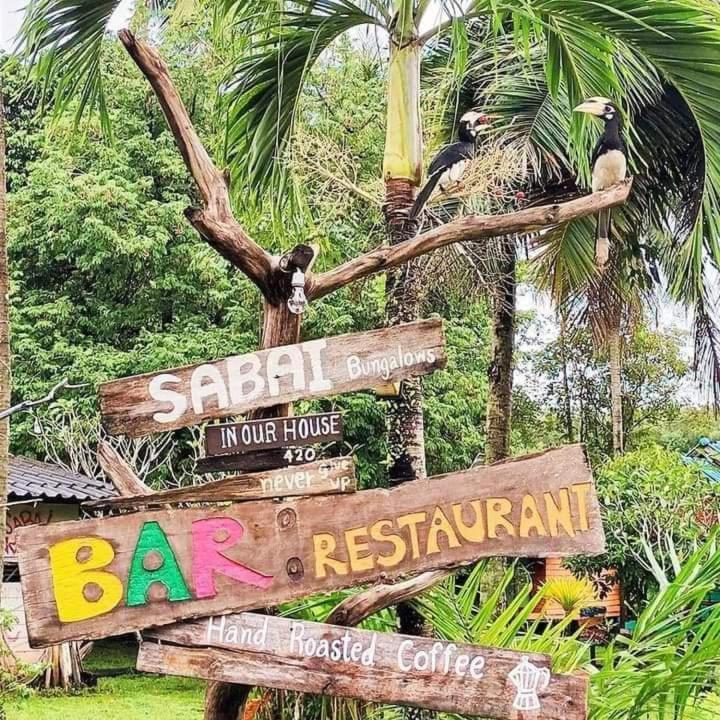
[205,413,343,457]
[86,457,357,509]
[99,319,445,437]
[195,447,316,474]
[18,445,604,647]
[138,613,588,720]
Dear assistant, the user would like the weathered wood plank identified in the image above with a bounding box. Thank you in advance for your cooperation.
[99,319,446,437]
[138,613,588,720]
[194,449,293,474]
[205,413,343,457]
[18,445,604,647]
[85,457,357,509]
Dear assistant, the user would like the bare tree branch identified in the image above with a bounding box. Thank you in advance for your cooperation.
[117,30,274,296]
[326,570,451,626]
[309,179,633,301]
[0,378,87,420]
[97,441,153,497]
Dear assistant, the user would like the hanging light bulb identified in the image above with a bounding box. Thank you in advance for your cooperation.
[31,414,43,436]
[287,268,308,315]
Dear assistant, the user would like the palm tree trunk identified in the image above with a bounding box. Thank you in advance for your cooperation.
[0,72,10,600]
[382,20,433,719]
[384,180,425,481]
[485,237,516,464]
[383,31,425,482]
[608,325,624,455]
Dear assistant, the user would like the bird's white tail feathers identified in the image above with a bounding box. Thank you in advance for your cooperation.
[596,209,612,268]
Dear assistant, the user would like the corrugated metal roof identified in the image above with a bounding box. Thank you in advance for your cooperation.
[8,456,115,502]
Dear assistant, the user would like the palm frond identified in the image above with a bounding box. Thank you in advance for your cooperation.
[592,531,720,720]
[220,0,384,202]
[517,0,720,291]
[414,561,584,673]
[18,0,126,135]
[462,29,714,377]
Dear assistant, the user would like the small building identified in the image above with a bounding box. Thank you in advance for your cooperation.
[3,456,115,675]
[529,558,622,622]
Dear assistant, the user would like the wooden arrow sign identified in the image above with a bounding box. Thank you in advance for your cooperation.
[18,445,604,647]
[138,613,588,720]
[99,319,445,437]
[85,457,357,509]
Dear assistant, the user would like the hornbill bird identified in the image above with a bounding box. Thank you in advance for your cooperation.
[408,110,491,220]
[574,97,627,268]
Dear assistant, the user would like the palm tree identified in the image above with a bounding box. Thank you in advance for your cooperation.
[442,31,717,457]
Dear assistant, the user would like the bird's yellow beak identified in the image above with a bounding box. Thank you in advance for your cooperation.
[573,98,610,116]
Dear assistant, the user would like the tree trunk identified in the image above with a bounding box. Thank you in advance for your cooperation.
[204,299,300,720]
[558,312,574,443]
[382,28,433,720]
[485,237,516,464]
[608,325,624,455]
[0,68,10,600]
[39,643,84,689]
[384,180,425,481]
[383,34,425,483]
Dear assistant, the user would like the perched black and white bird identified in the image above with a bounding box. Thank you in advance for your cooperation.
[574,97,627,268]
[408,110,491,220]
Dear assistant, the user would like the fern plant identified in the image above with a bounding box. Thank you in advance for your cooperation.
[542,576,597,618]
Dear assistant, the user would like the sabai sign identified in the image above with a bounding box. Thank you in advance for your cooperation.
[18,445,605,646]
[139,612,589,720]
[99,320,445,437]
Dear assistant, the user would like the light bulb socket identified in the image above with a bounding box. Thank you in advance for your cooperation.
[287,268,308,315]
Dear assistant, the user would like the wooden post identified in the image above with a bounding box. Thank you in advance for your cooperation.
[205,298,301,719]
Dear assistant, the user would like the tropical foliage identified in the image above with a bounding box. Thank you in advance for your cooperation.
[7,4,720,720]
[568,446,720,609]
[523,322,689,458]
[413,538,720,720]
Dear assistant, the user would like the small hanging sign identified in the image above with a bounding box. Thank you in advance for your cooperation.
[86,457,356,510]
[195,446,317,474]
[204,413,343,457]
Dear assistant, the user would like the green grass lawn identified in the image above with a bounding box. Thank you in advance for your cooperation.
[3,640,205,720]
[4,674,205,720]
